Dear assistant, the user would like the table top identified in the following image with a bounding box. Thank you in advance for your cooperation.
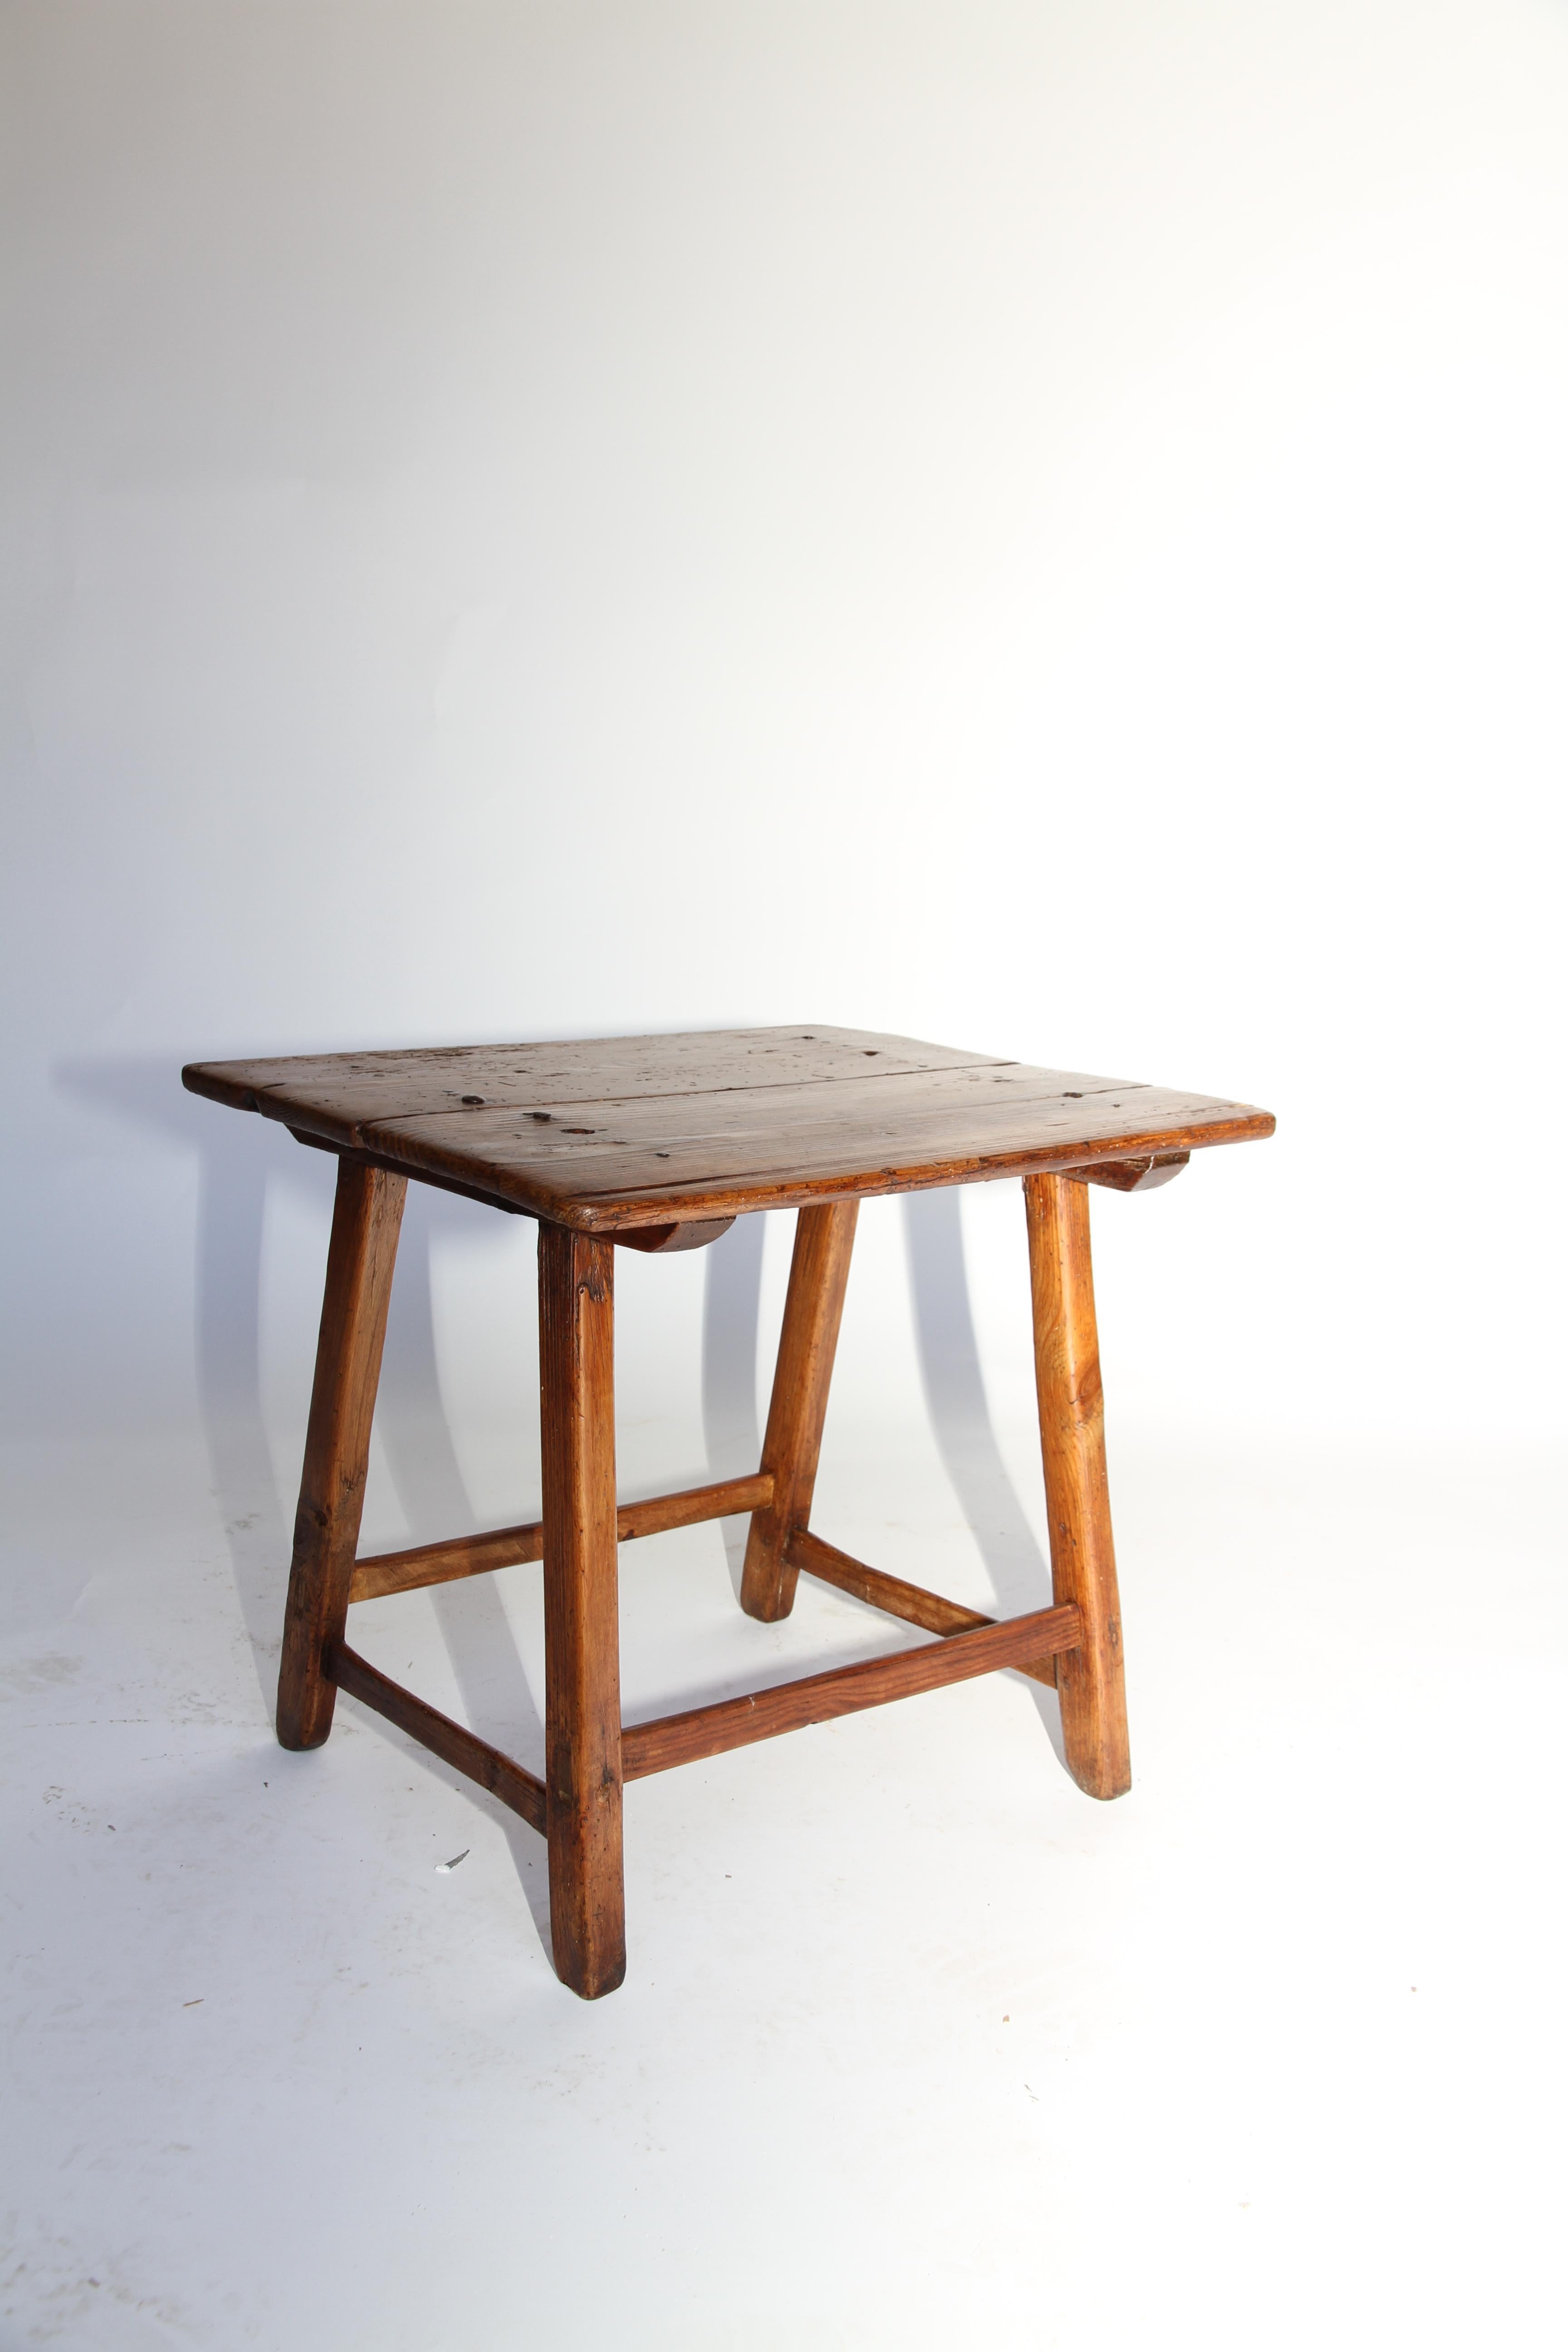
[183,1026,1274,1232]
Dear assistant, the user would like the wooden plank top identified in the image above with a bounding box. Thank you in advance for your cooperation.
[183,1026,1274,1231]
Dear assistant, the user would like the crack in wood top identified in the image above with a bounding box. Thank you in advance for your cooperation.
[185,1025,1274,1227]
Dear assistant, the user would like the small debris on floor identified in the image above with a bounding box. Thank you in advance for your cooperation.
[435,1850,470,1873]
[182,1999,203,2008]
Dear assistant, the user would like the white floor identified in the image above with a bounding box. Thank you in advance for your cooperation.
[2,1417,1564,2350]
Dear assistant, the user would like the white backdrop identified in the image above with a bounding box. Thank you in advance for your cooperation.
[6,0,1566,1466]
[4,7,1567,2345]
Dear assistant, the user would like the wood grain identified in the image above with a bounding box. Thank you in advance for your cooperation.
[350,1073,1269,1228]
[1024,1173,1131,1800]
[1080,1152,1189,1193]
[349,1472,774,1603]
[276,1159,406,1751]
[786,1527,1057,1689]
[190,1020,1276,1994]
[286,1125,533,1217]
[538,1222,625,1999]
[183,1026,1000,1138]
[612,1217,736,1253]
[329,1643,546,1832]
[185,1027,1275,1232]
[620,1602,1083,1779]
[290,1135,733,1248]
[740,1200,858,1622]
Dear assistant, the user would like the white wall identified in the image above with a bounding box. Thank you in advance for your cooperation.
[5,0,1566,1472]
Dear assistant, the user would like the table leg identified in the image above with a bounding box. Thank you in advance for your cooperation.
[1024,1173,1132,1800]
[277,1160,407,1750]
[539,1223,625,1999]
[741,1200,858,1622]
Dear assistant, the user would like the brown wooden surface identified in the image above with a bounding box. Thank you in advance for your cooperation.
[621,1602,1083,1779]
[184,1025,1274,1231]
[538,1222,626,1999]
[786,1527,1057,1689]
[1024,1173,1131,1800]
[329,1643,547,1833]
[291,1131,733,1249]
[1080,1152,1189,1193]
[195,1021,1275,1994]
[349,1472,774,1604]
[276,1160,406,1750]
[740,1200,858,1622]
[185,1026,994,1130]
[286,1125,532,1217]
[612,1217,736,1253]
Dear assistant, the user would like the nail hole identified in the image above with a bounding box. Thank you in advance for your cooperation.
[530,1112,552,1123]
[461,1095,485,1106]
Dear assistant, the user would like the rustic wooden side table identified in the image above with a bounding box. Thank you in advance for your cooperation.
[185,1027,1273,1999]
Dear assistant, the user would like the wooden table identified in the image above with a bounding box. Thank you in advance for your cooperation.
[185,1025,1274,1999]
